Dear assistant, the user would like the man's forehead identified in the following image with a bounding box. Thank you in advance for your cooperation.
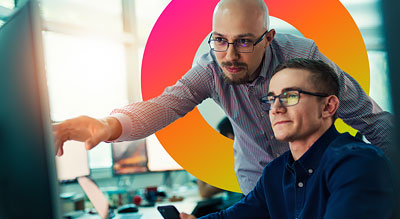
[212,31,257,38]
[214,0,265,15]
[269,69,312,92]
[212,0,266,31]
[267,86,308,97]
[212,15,264,34]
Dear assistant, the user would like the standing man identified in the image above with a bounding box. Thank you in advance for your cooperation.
[180,58,396,219]
[53,0,393,194]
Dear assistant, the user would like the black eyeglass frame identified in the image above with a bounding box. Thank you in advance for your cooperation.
[260,89,329,111]
[208,29,269,53]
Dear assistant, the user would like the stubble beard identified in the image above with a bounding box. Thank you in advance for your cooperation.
[222,71,251,85]
[221,61,250,85]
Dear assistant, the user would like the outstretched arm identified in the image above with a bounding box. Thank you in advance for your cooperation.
[53,116,122,156]
[53,58,215,155]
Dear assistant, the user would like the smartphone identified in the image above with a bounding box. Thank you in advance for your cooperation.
[157,205,180,219]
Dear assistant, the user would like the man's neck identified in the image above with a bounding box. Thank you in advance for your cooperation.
[249,66,262,82]
[289,122,332,161]
[248,54,265,82]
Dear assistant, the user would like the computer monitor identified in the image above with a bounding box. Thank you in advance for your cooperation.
[382,1,400,217]
[146,134,183,172]
[0,0,61,218]
[111,134,184,175]
[112,139,149,175]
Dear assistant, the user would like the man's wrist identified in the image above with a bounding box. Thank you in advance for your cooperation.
[103,116,122,141]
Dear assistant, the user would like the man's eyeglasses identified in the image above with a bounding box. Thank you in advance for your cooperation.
[208,30,269,53]
[260,90,329,111]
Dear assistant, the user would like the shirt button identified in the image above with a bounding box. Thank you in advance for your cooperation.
[298,182,304,188]
[260,113,264,118]
[308,169,313,174]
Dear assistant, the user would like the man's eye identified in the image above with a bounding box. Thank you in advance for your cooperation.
[213,37,226,42]
[280,96,288,102]
[237,39,252,44]
[266,96,275,103]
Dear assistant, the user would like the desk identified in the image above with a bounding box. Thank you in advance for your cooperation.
[137,187,201,218]
[72,185,202,219]
[138,189,201,219]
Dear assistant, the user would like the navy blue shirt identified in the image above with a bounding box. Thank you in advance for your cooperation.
[201,126,395,219]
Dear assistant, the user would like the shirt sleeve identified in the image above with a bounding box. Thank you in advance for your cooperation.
[324,146,396,219]
[199,169,270,219]
[109,60,215,141]
[308,43,394,153]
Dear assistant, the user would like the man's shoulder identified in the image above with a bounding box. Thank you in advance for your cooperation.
[184,51,220,82]
[321,133,394,200]
[195,50,218,69]
[273,33,314,43]
[323,133,388,166]
[271,33,316,58]
[328,133,384,154]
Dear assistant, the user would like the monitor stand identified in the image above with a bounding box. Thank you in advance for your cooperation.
[77,176,110,219]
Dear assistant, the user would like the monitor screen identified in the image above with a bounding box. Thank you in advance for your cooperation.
[0,0,61,218]
[55,141,90,182]
[146,134,183,172]
[112,139,149,175]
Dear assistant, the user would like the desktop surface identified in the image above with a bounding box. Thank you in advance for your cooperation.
[66,185,202,219]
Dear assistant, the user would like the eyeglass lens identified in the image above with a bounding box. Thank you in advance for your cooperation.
[210,40,253,52]
[267,91,300,107]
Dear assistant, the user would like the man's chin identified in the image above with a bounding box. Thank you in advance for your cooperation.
[273,133,293,142]
[222,72,250,85]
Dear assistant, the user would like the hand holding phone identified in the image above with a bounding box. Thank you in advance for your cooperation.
[157,205,180,219]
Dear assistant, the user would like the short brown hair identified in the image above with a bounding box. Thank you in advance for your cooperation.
[274,58,339,97]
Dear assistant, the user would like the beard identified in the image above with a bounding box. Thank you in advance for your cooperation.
[221,61,250,85]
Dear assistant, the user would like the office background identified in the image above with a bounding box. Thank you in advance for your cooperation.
[0,0,394,208]
[1,0,386,171]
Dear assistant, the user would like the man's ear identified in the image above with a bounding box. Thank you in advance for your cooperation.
[322,95,339,119]
[264,29,276,47]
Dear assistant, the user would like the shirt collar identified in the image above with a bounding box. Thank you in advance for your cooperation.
[258,46,272,79]
[287,125,341,173]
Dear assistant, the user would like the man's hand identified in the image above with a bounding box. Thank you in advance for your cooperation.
[180,212,197,219]
[52,116,122,156]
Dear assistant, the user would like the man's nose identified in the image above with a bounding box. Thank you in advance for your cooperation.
[225,43,240,61]
[270,99,286,114]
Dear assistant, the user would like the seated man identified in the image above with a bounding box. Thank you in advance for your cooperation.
[180,58,396,219]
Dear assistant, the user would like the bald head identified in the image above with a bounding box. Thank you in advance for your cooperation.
[210,0,275,85]
[213,0,270,30]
